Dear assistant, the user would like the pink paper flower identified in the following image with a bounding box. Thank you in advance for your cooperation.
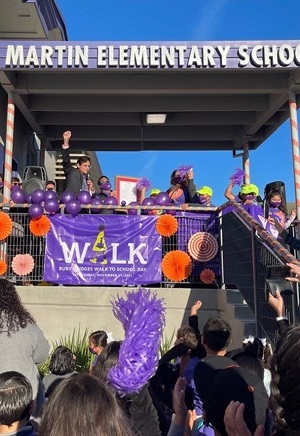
[12,254,35,276]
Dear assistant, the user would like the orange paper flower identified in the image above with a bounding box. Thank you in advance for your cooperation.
[200,268,215,284]
[161,250,192,282]
[29,215,51,237]
[0,212,13,240]
[0,260,7,275]
[12,254,35,276]
[155,214,178,237]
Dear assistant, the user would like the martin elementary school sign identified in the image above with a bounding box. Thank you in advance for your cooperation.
[1,41,300,69]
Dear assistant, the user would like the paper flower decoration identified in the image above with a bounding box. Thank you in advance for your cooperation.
[136,177,151,191]
[12,254,35,276]
[155,214,178,237]
[188,232,218,262]
[161,250,192,282]
[108,288,165,395]
[0,260,7,276]
[177,164,193,181]
[229,168,245,186]
[200,268,215,284]
[0,212,13,240]
[29,215,51,237]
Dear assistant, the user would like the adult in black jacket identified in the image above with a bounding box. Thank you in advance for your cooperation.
[61,130,95,197]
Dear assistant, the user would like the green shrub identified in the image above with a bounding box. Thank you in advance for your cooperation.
[160,330,176,358]
[38,326,93,378]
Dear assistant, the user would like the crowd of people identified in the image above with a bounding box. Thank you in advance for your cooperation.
[2,275,300,436]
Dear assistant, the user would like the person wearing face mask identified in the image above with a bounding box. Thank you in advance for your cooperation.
[225,182,260,205]
[196,186,214,206]
[94,175,112,201]
[181,185,215,211]
[93,175,115,214]
[88,330,108,373]
[167,168,195,206]
[266,189,296,229]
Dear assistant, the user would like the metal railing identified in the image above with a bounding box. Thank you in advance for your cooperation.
[0,207,220,286]
[219,202,299,342]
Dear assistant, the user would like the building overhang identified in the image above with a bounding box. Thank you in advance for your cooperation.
[1,40,300,152]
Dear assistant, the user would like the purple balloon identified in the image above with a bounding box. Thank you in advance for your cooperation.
[121,200,126,207]
[142,197,156,207]
[26,194,33,204]
[61,191,76,204]
[44,190,58,201]
[90,197,102,213]
[128,201,139,215]
[28,203,43,219]
[65,200,81,217]
[77,190,92,205]
[11,188,26,203]
[103,195,118,206]
[31,189,45,204]
[142,197,155,215]
[155,192,170,206]
[44,199,60,214]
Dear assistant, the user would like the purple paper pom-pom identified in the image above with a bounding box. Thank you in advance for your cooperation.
[108,288,165,396]
[229,168,245,186]
[177,164,193,181]
[136,178,151,191]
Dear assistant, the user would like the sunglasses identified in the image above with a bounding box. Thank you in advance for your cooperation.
[12,182,22,186]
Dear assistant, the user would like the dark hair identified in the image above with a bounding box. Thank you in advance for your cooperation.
[39,373,133,436]
[89,330,108,348]
[97,175,109,185]
[246,337,264,359]
[46,180,56,187]
[202,317,232,352]
[0,371,32,426]
[0,279,35,335]
[76,155,90,165]
[270,324,300,435]
[170,169,187,187]
[11,177,20,183]
[49,346,75,375]
[267,189,288,215]
[92,341,121,381]
[226,348,264,380]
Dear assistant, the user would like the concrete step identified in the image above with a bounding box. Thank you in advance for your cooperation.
[234,304,255,321]
[226,289,246,305]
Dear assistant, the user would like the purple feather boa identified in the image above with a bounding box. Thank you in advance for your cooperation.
[177,164,193,181]
[136,178,151,191]
[108,288,165,396]
[229,168,245,186]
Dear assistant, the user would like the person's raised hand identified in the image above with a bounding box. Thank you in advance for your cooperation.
[191,300,202,316]
[286,262,300,282]
[173,377,188,418]
[224,401,265,436]
[268,217,283,233]
[63,131,72,144]
[187,168,194,179]
[268,290,284,316]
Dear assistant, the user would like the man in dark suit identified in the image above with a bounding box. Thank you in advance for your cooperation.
[61,131,95,197]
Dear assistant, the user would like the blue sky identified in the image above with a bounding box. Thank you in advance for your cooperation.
[57,0,300,205]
